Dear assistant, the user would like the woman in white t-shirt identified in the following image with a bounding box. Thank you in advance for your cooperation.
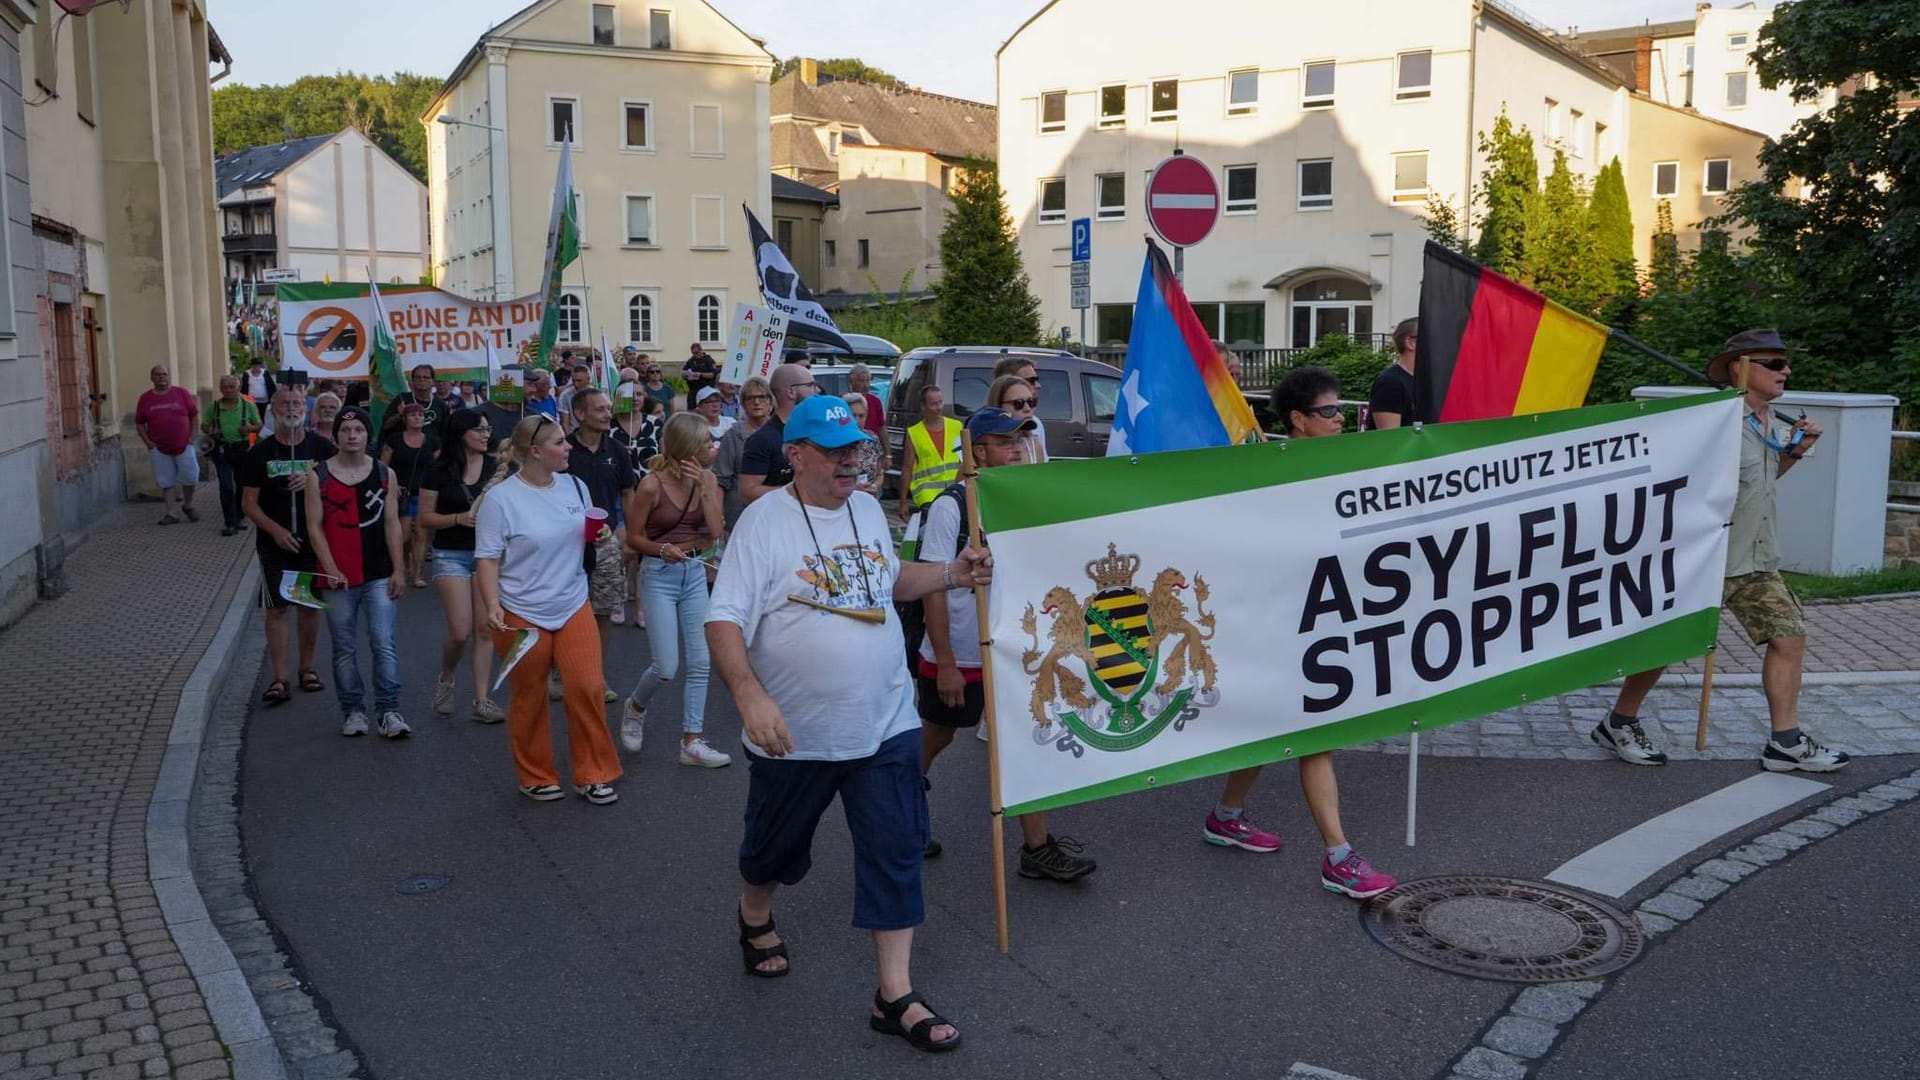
[475,414,624,805]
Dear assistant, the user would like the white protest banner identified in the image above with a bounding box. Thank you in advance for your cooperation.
[276,283,545,381]
[975,392,1741,815]
[719,302,789,386]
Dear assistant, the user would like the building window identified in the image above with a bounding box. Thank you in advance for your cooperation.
[1570,109,1585,156]
[1392,152,1428,202]
[1099,84,1126,128]
[623,194,655,245]
[1396,50,1432,99]
[557,292,584,344]
[1038,177,1066,224]
[1040,90,1066,133]
[1096,173,1125,220]
[695,293,724,344]
[691,195,724,247]
[1290,278,1372,347]
[591,3,616,45]
[1095,303,1133,346]
[549,96,579,145]
[824,239,836,268]
[857,239,870,268]
[1227,68,1258,115]
[1297,158,1333,210]
[1150,79,1178,122]
[1728,31,1749,50]
[626,291,658,347]
[1302,61,1335,108]
[622,101,653,150]
[940,165,953,193]
[690,103,724,155]
[1224,302,1265,347]
[1653,161,1679,197]
[1725,71,1748,108]
[1703,158,1731,195]
[72,19,94,125]
[650,8,672,49]
[1224,164,1257,213]
[775,218,794,255]
[1544,97,1561,142]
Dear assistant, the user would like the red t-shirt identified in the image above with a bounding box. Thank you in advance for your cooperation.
[136,387,198,455]
[317,462,394,587]
[861,392,885,437]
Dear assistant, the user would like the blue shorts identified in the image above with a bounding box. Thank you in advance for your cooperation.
[432,549,476,579]
[738,728,928,931]
[403,494,420,517]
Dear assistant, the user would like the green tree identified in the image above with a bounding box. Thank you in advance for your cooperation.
[931,158,1042,346]
[772,57,906,87]
[1516,148,1612,315]
[1587,157,1637,302]
[1717,0,1920,403]
[1471,109,1538,272]
[212,73,442,180]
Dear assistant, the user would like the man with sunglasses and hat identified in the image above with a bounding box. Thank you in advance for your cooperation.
[1593,329,1847,773]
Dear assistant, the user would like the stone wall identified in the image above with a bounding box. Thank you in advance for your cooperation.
[1888,483,1920,568]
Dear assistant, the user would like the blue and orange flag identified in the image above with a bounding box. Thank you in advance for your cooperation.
[1107,239,1260,456]
[1413,241,1608,423]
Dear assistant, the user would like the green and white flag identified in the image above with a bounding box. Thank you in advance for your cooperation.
[493,628,540,692]
[365,278,408,433]
[976,392,1741,816]
[278,571,327,611]
[533,138,581,370]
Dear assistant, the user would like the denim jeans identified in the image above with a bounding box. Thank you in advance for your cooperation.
[215,445,248,527]
[629,557,710,734]
[324,579,401,715]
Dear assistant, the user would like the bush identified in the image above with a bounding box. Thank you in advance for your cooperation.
[1294,334,1396,402]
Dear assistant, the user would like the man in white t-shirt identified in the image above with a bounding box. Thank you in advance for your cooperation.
[916,407,1095,882]
[706,393,989,1052]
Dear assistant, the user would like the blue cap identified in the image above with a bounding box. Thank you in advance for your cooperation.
[964,406,1036,439]
[783,394,874,448]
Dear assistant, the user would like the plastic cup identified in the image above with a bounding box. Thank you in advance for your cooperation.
[584,506,609,543]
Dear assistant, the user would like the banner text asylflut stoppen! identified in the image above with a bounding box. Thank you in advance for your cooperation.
[1300,429,1688,713]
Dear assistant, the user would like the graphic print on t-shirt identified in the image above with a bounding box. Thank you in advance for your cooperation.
[793,539,891,611]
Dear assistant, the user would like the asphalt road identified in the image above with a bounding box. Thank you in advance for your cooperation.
[236,587,1920,1080]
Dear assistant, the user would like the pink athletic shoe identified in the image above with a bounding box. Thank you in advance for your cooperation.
[1321,851,1397,900]
[1202,812,1282,853]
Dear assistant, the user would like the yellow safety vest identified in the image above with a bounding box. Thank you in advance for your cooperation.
[906,419,961,507]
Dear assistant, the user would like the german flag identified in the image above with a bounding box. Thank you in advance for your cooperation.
[1412,242,1609,423]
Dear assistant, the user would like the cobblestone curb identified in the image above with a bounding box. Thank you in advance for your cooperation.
[190,624,363,1080]
[1444,767,1920,1079]
[146,562,288,1080]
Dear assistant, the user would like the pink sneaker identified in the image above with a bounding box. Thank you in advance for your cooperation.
[1321,851,1397,899]
[1202,812,1282,853]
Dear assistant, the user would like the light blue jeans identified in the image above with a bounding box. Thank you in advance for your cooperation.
[630,557,710,734]
[324,579,401,715]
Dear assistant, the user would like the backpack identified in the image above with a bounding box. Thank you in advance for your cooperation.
[896,482,970,671]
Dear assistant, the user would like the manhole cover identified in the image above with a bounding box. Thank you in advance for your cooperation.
[1360,875,1643,983]
[395,874,448,896]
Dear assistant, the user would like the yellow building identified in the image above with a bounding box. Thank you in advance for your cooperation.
[422,0,774,365]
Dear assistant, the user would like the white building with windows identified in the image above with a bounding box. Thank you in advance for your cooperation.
[998,0,1767,355]
[215,129,429,287]
[421,0,773,365]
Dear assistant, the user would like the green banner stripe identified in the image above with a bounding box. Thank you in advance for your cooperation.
[1000,606,1719,816]
[274,282,438,302]
[976,391,1735,534]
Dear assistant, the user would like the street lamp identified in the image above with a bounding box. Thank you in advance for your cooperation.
[435,116,506,297]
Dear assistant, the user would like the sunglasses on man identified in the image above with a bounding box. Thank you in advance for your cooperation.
[1744,355,1791,372]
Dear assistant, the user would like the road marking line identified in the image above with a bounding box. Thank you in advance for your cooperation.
[1546,773,1829,897]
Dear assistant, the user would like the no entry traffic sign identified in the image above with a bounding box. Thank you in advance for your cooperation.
[1146,153,1219,248]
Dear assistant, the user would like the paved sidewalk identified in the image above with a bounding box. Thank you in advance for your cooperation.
[0,506,253,1080]
[1671,593,1920,675]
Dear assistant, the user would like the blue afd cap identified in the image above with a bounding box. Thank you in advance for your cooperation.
[964,406,1036,439]
[783,394,874,448]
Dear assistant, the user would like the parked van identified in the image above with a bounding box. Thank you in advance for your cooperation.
[883,347,1123,493]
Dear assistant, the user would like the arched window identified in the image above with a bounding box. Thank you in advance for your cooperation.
[557,293,583,344]
[1289,277,1372,347]
[627,293,654,346]
[696,294,722,344]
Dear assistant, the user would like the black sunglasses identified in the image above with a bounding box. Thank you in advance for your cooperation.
[1300,404,1343,419]
[1746,356,1791,372]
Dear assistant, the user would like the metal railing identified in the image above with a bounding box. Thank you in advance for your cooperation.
[1088,335,1394,389]
[1891,430,1919,516]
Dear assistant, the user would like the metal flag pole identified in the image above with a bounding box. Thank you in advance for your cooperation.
[1406,726,1419,847]
[958,430,1011,954]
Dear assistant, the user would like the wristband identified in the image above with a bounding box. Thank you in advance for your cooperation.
[1787,448,1806,460]
[942,561,955,590]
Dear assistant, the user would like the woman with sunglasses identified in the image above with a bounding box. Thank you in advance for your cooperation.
[715,375,774,529]
[475,414,623,804]
[1200,366,1397,901]
[984,375,1047,463]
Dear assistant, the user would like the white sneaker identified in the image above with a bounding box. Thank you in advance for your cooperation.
[434,679,455,716]
[679,737,732,768]
[376,711,411,739]
[1590,717,1668,766]
[619,699,646,753]
[341,711,369,737]
[976,724,990,743]
[1761,732,1850,773]
[574,782,618,805]
[471,698,506,724]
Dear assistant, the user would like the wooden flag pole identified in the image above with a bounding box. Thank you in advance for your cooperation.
[957,430,1011,955]
[1697,359,1749,750]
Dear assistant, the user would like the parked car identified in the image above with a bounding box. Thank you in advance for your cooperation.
[803,333,902,366]
[812,364,894,405]
[883,346,1123,495]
